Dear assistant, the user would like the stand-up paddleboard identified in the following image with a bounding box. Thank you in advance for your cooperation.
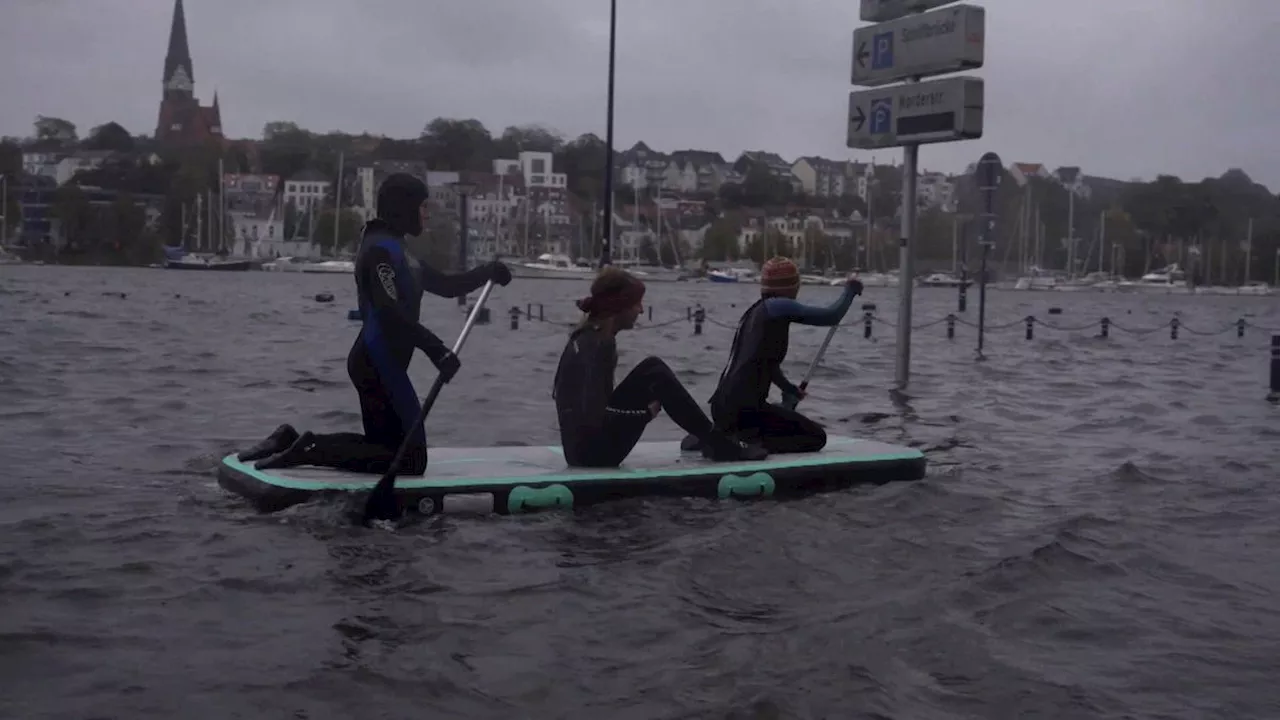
[216,436,926,515]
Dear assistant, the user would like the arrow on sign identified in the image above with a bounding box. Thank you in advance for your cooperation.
[851,105,866,132]
[856,41,870,68]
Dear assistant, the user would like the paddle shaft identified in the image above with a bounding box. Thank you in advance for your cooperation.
[795,323,840,396]
[366,281,496,512]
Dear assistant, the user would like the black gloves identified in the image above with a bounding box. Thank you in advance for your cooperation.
[432,349,461,383]
[485,261,513,286]
[846,277,864,296]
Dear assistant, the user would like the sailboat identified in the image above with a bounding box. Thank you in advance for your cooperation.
[166,167,253,271]
[164,190,251,271]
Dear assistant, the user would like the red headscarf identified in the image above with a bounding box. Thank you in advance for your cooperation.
[577,276,646,315]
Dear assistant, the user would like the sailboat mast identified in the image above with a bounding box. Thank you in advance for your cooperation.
[590,200,597,261]
[1245,218,1253,284]
[495,173,505,257]
[200,189,208,251]
[218,158,225,253]
[332,152,344,254]
[1099,210,1107,274]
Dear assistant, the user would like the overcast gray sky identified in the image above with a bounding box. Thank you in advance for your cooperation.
[2,0,1278,188]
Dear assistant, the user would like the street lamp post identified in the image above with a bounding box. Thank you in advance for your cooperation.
[452,181,476,306]
[599,0,617,268]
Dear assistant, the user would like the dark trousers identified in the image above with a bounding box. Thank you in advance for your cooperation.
[712,402,827,454]
[299,343,428,476]
[566,356,715,467]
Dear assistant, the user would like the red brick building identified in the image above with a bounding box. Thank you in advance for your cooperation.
[154,0,223,146]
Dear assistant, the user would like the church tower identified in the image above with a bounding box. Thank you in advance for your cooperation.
[162,0,194,101]
[156,0,223,146]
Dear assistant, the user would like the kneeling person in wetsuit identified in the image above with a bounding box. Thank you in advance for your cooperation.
[238,173,512,473]
[552,267,767,467]
[683,256,862,455]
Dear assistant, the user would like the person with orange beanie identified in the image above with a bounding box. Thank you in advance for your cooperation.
[683,256,863,454]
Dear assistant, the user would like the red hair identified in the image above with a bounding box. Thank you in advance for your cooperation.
[577,266,646,316]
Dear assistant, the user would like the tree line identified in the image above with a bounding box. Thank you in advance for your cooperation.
[5,114,1280,279]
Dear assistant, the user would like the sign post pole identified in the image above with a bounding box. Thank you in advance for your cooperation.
[895,134,918,389]
[849,0,986,388]
[975,151,1001,357]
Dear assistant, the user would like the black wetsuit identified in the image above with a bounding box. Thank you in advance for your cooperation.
[250,225,496,475]
[244,172,509,474]
[552,325,753,467]
[708,285,858,454]
[321,224,493,474]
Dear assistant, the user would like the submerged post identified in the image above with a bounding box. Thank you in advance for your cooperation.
[975,151,1002,355]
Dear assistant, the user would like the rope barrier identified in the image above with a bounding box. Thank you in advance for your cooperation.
[458,302,1280,398]
[488,302,1280,340]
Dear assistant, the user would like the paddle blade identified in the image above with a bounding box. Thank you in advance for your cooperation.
[362,473,402,524]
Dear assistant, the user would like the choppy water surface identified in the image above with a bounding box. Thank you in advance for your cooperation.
[2,265,1279,719]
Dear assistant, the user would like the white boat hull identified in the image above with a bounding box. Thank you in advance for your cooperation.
[511,264,596,281]
[301,261,355,274]
[833,272,898,288]
[1194,284,1274,296]
[1116,283,1192,294]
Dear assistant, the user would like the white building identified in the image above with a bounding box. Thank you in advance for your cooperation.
[231,211,293,258]
[21,150,125,186]
[223,173,287,257]
[917,172,956,211]
[492,151,567,190]
[617,142,668,191]
[791,157,855,198]
[283,169,331,214]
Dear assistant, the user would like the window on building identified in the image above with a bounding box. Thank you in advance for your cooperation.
[531,158,546,174]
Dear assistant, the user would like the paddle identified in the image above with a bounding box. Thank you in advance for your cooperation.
[361,280,497,524]
[782,323,840,411]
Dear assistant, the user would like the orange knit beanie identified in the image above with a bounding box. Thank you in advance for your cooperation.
[760,256,800,294]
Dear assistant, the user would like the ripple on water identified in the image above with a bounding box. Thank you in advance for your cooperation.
[2,267,1280,718]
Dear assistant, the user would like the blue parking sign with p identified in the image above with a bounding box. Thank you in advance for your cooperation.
[872,31,894,69]
[870,98,892,134]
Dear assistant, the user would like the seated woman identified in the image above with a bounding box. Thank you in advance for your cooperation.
[552,267,768,468]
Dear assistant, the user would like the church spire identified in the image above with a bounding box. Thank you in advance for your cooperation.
[163,0,194,91]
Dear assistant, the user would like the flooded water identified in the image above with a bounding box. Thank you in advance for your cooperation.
[2,265,1279,719]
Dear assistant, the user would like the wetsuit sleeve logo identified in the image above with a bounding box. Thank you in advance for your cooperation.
[376,263,398,301]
